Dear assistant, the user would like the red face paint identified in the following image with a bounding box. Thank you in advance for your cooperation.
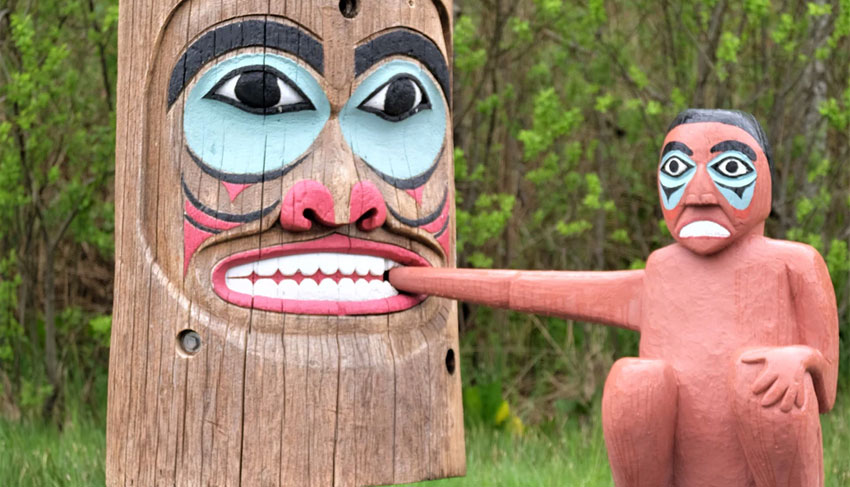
[660,122,771,255]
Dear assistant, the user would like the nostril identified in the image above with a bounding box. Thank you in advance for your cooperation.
[356,208,382,231]
[350,181,387,231]
[281,180,337,231]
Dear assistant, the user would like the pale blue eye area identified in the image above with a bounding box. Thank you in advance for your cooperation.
[707,151,758,210]
[340,60,447,182]
[658,151,696,210]
[183,53,330,183]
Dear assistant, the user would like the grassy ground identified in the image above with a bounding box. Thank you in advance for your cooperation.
[1,393,848,486]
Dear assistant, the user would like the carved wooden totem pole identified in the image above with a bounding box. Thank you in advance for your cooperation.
[108,1,463,485]
[391,110,840,487]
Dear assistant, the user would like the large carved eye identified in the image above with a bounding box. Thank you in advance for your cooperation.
[711,156,753,178]
[358,74,431,122]
[205,65,314,115]
[660,156,693,178]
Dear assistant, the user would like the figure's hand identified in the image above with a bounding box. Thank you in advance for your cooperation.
[740,346,816,413]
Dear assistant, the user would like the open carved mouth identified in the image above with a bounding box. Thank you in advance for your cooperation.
[211,234,428,315]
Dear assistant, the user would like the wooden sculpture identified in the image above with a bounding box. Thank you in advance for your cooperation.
[108,1,463,485]
[390,109,839,487]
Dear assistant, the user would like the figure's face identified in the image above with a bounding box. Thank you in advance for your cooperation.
[144,3,454,325]
[658,122,771,255]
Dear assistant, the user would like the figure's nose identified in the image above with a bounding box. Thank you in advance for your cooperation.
[683,166,719,206]
[349,181,387,231]
[279,180,388,231]
[279,119,387,232]
[280,180,337,231]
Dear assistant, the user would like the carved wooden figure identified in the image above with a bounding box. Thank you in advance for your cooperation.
[390,110,840,487]
[108,1,463,485]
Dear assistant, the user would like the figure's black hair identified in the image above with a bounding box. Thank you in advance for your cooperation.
[668,109,773,172]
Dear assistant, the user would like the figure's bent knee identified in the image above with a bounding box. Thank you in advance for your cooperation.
[603,358,678,423]
[605,358,677,397]
[603,358,677,486]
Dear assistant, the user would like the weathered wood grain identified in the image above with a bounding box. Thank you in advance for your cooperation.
[109,1,462,485]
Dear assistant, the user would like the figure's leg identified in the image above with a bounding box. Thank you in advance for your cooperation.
[602,358,677,487]
[732,353,824,487]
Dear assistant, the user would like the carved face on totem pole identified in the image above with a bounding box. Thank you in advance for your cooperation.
[109,1,463,484]
[159,6,454,318]
[658,109,773,255]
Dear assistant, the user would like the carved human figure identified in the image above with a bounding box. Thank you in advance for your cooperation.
[390,109,839,486]
[109,1,463,485]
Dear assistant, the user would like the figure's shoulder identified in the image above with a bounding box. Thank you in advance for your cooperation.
[759,237,827,271]
[646,243,685,269]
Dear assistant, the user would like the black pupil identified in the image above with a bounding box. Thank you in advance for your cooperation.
[384,78,418,117]
[725,160,740,174]
[235,71,280,109]
[668,159,680,174]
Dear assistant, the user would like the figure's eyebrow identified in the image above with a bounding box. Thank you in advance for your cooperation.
[354,30,450,103]
[662,141,693,157]
[711,140,756,161]
[167,20,323,107]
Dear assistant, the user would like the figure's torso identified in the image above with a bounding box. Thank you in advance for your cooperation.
[639,236,803,485]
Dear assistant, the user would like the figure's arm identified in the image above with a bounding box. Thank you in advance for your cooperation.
[389,267,644,331]
[788,246,840,413]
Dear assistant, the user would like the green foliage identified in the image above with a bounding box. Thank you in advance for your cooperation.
[454,0,850,420]
[0,0,117,420]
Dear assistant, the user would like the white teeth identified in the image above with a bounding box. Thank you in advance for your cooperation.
[226,253,400,279]
[299,255,320,276]
[256,259,277,276]
[355,258,371,276]
[225,278,253,295]
[318,254,339,276]
[318,278,338,300]
[679,220,731,238]
[354,278,370,296]
[339,258,356,276]
[300,278,319,300]
[369,258,385,276]
[338,278,356,301]
[280,257,298,276]
[254,279,278,298]
[227,262,254,278]
[280,279,300,299]
[223,253,406,302]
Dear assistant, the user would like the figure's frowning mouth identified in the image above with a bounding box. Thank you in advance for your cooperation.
[679,220,730,238]
[211,234,429,315]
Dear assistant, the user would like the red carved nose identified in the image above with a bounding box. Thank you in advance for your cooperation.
[280,180,337,231]
[349,181,387,231]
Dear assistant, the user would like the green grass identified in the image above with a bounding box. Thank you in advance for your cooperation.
[0,416,105,487]
[1,393,849,486]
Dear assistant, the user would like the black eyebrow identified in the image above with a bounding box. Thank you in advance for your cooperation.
[662,141,693,157]
[711,140,757,161]
[354,30,450,104]
[167,20,323,107]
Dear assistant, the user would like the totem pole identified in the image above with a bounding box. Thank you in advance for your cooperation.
[391,109,840,487]
[108,1,463,485]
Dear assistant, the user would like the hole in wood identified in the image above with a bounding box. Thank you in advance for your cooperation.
[178,329,202,355]
[339,0,360,18]
[445,348,455,375]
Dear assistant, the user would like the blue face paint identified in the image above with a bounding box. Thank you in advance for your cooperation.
[183,53,330,183]
[658,150,696,209]
[707,150,757,210]
[339,60,447,183]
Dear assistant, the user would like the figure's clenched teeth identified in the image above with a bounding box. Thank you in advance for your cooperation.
[211,234,430,315]
[223,253,400,301]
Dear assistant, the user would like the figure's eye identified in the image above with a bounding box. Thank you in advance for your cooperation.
[358,75,431,122]
[204,66,314,115]
[660,156,693,177]
[711,156,753,178]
